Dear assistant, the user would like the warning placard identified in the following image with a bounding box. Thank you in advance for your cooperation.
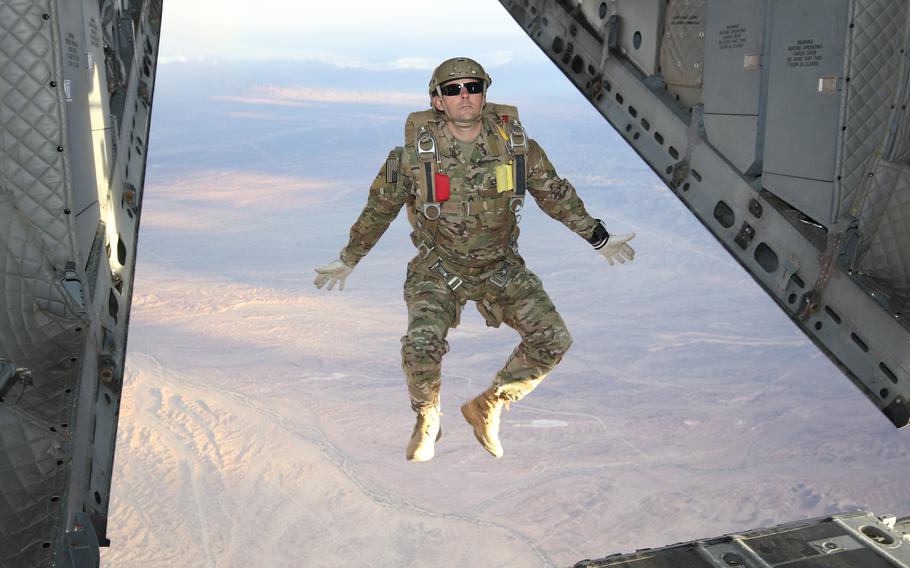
[718,24,746,50]
[787,39,824,68]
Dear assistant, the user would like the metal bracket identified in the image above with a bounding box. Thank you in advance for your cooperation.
[0,361,32,401]
[416,242,435,259]
[59,512,101,568]
[488,260,516,289]
[121,182,139,216]
[670,160,690,189]
[416,129,438,162]
[798,232,844,321]
[429,259,464,291]
[605,15,620,52]
[777,255,801,294]
[421,203,441,220]
[808,535,864,555]
[734,222,756,250]
[508,122,528,153]
[63,261,86,310]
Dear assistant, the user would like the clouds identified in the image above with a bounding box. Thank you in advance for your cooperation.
[214,85,428,107]
[158,1,539,66]
[141,170,343,232]
[159,45,522,72]
[158,54,220,65]
[162,0,520,39]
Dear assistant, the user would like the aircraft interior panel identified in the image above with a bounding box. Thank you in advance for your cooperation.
[0,1,162,566]
[496,0,910,431]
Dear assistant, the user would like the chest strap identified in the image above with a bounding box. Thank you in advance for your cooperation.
[496,117,529,215]
[416,126,445,220]
[436,193,513,216]
[413,116,529,258]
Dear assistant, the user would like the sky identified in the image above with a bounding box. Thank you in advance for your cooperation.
[159,0,543,67]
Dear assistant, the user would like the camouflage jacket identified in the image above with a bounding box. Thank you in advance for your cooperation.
[339,106,600,271]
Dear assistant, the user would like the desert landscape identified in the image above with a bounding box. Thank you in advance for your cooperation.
[99,8,910,565]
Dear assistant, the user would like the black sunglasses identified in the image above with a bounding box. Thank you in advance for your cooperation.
[439,81,484,96]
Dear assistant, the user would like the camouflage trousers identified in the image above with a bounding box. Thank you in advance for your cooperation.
[400,255,573,411]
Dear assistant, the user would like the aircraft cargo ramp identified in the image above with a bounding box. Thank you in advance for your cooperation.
[574,511,910,567]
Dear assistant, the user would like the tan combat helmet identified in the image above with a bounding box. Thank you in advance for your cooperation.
[428,57,492,98]
[428,57,492,127]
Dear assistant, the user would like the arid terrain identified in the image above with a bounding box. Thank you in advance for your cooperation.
[101,57,910,568]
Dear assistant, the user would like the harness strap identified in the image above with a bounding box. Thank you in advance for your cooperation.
[408,109,530,264]
[487,259,516,289]
[428,258,465,291]
[514,154,526,200]
[422,253,518,294]
[416,126,442,219]
[435,194,513,215]
[505,118,528,214]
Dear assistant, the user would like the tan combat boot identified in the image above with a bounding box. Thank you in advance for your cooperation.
[406,406,442,462]
[461,388,508,458]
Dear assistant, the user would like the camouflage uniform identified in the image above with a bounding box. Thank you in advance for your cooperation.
[339,105,600,411]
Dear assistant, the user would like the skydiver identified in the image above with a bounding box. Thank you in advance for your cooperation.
[313,57,635,461]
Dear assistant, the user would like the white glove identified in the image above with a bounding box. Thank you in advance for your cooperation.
[596,233,636,266]
[313,259,354,291]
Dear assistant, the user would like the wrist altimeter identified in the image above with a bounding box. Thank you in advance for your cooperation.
[587,220,610,249]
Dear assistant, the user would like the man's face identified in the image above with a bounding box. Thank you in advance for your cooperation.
[432,77,485,122]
